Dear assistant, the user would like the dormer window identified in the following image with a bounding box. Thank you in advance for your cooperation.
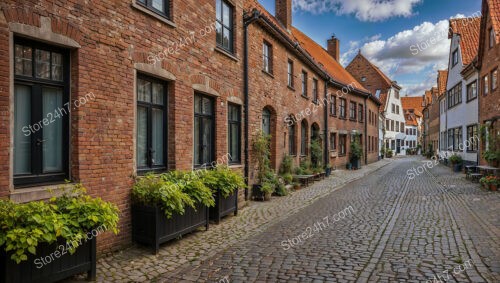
[452,49,459,67]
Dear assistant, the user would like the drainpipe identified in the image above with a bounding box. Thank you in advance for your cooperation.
[243,10,260,201]
[324,80,329,167]
[364,96,368,165]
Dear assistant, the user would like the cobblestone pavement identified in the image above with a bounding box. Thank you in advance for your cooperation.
[157,157,500,283]
[67,158,393,282]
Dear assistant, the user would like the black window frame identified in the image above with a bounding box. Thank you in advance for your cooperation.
[136,74,169,174]
[288,122,296,156]
[466,124,478,152]
[287,59,294,88]
[483,75,489,96]
[330,95,337,116]
[300,120,308,156]
[301,71,308,97]
[358,103,364,122]
[194,93,216,168]
[339,134,347,156]
[349,101,357,120]
[136,0,170,18]
[330,133,337,151]
[466,80,477,102]
[216,0,234,53]
[447,82,462,109]
[228,103,241,164]
[491,68,498,91]
[312,79,318,103]
[339,98,346,118]
[452,49,459,67]
[13,38,70,188]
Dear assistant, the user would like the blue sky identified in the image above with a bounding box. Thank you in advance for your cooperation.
[258,0,482,96]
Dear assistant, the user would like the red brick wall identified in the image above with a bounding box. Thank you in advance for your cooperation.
[478,6,500,165]
[367,100,380,163]
[346,54,391,100]
[0,0,245,253]
[246,22,325,183]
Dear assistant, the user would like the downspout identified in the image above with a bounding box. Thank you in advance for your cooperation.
[324,80,329,167]
[243,10,260,201]
[364,96,368,165]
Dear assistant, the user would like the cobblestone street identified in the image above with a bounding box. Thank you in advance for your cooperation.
[159,157,500,283]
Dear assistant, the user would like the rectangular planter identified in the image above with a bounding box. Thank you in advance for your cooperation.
[132,202,209,254]
[209,189,238,224]
[0,238,96,283]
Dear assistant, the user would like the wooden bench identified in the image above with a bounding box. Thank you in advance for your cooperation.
[293,175,315,187]
[470,173,483,183]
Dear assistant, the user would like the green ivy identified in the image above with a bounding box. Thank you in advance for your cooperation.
[0,185,119,264]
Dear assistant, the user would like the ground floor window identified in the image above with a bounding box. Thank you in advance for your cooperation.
[194,93,215,167]
[466,124,478,152]
[339,135,347,156]
[228,103,241,164]
[330,133,336,151]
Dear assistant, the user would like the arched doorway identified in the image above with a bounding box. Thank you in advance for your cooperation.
[262,106,277,169]
[311,123,322,167]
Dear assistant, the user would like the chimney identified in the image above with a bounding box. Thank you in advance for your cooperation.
[327,35,340,61]
[276,0,292,31]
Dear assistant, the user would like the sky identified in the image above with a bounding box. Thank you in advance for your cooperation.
[258,0,482,97]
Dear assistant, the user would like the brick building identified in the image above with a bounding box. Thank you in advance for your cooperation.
[401,96,424,154]
[477,0,500,165]
[422,87,440,156]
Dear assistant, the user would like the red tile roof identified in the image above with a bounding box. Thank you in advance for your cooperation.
[449,17,481,66]
[401,96,424,114]
[290,27,368,93]
[487,0,500,43]
[437,70,448,97]
[378,92,388,112]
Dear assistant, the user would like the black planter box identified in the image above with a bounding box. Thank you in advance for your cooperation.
[252,184,264,201]
[132,202,209,254]
[209,189,238,224]
[0,237,96,283]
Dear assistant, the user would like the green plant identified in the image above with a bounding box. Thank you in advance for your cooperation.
[282,173,293,185]
[349,137,363,161]
[386,149,394,158]
[449,154,463,165]
[310,139,323,168]
[260,181,275,195]
[202,166,246,198]
[480,125,500,165]
[275,182,288,196]
[279,155,294,175]
[380,147,386,155]
[252,131,272,184]
[0,185,119,264]
[294,166,304,175]
[299,159,313,175]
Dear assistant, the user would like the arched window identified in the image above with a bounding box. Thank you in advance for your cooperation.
[262,108,271,135]
[288,121,296,155]
[301,120,308,156]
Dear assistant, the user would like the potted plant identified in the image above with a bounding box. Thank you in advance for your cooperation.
[0,185,119,283]
[480,176,489,189]
[203,166,246,224]
[131,172,215,254]
[380,147,386,159]
[449,154,463,173]
[346,162,352,170]
[292,182,301,191]
[251,131,273,200]
[481,124,500,167]
[325,164,333,177]
[482,176,499,191]
[386,149,394,158]
[310,139,323,169]
[261,181,274,201]
[349,138,363,170]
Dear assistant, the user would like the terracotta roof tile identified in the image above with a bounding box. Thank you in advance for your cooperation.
[449,17,481,66]
[379,92,388,112]
[290,27,368,93]
[401,96,424,114]
[437,70,448,97]
[487,0,500,43]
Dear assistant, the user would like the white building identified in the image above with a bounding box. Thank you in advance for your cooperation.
[401,96,424,155]
[440,17,481,165]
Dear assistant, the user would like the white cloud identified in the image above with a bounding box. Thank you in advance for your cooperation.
[342,19,451,79]
[293,0,422,22]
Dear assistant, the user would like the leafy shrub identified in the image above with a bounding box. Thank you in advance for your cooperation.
[203,166,246,198]
[275,182,288,196]
[449,154,463,165]
[0,185,119,264]
[282,173,293,185]
[310,139,323,168]
[386,149,394,158]
[280,155,294,175]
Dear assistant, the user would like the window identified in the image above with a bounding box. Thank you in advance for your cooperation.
[396,121,400,132]
[361,76,366,82]
[358,104,363,122]
[137,75,168,173]
[491,69,498,91]
[396,105,400,114]
[312,79,318,103]
[452,49,459,67]
[14,40,69,187]
[339,98,346,118]
[454,127,462,151]
[301,71,308,97]
[466,125,478,152]
[216,0,234,53]
[490,28,495,49]
[262,108,271,135]
[287,60,294,87]
[447,82,462,108]
[483,75,489,95]
[228,104,241,163]
[392,103,395,113]
[288,122,296,155]
[330,95,337,116]
[330,133,337,151]
[137,0,169,17]
[401,123,405,133]
[391,120,395,131]
[194,93,215,167]
[339,135,347,156]
[263,41,272,74]
[466,80,477,101]
[349,102,357,120]
[386,119,390,130]
[375,89,381,98]
[395,91,400,99]
[300,120,308,156]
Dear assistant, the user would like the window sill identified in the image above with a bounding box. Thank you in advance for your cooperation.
[215,46,239,62]
[262,70,274,78]
[466,97,477,103]
[229,164,243,169]
[131,2,176,28]
[287,85,295,91]
[301,95,309,100]
[349,118,357,122]
[11,183,75,203]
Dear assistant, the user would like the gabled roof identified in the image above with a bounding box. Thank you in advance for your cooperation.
[477,0,500,68]
[290,27,369,94]
[449,17,481,66]
[487,0,500,43]
[437,70,449,97]
[347,52,401,89]
[401,96,424,114]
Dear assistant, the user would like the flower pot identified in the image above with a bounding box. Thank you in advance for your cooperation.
[453,164,462,173]
[252,184,265,201]
[293,184,301,191]
[209,189,238,224]
[346,163,352,170]
[264,192,272,201]
[1,238,96,283]
[490,184,498,191]
[132,203,209,254]
[325,167,332,177]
